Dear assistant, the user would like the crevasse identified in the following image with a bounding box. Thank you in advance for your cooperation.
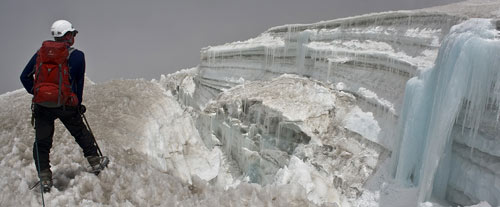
[394,19,500,205]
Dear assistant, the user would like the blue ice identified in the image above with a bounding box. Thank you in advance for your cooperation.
[394,19,500,204]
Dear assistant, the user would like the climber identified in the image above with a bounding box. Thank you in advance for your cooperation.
[20,20,108,192]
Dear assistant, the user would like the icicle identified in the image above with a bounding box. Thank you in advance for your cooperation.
[353,53,357,67]
[207,50,211,67]
[265,47,268,68]
[327,59,332,83]
[394,19,500,204]
[296,30,312,73]
[211,50,214,67]
[272,47,276,68]
[214,50,217,66]
[228,121,233,155]
[242,82,247,117]
[407,14,412,27]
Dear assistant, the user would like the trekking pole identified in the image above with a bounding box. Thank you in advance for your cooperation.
[81,113,103,157]
[31,104,46,207]
[34,140,46,207]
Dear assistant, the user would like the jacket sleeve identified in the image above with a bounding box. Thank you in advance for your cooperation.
[69,50,86,105]
[20,53,38,94]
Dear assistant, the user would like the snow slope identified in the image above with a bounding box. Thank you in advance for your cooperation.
[0,80,319,206]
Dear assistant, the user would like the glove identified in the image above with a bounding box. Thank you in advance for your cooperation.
[79,104,86,114]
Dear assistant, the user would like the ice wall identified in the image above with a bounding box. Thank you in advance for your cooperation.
[162,5,500,206]
[394,19,500,205]
[197,11,464,149]
[200,12,464,110]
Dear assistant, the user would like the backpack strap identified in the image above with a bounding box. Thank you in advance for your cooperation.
[67,47,77,94]
[67,47,76,71]
[62,47,76,109]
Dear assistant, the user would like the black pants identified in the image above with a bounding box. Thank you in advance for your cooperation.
[33,104,99,172]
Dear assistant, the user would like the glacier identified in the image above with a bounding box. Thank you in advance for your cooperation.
[167,1,500,205]
[1,0,500,206]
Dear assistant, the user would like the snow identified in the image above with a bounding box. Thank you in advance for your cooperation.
[344,106,381,143]
[420,0,500,19]
[357,87,395,115]
[202,33,284,61]
[467,201,493,207]
[217,74,337,122]
[275,156,344,206]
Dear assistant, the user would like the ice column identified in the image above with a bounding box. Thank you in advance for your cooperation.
[296,30,312,73]
[394,19,500,204]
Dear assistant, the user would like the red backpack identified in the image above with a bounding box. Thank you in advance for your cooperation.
[33,40,78,107]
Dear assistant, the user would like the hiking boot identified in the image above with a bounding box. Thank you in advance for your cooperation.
[86,156,109,175]
[38,169,52,193]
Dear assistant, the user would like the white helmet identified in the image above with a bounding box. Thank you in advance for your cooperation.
[50,20,76,37]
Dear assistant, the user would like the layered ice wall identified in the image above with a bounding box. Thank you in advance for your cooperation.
[197,11,464,149]
[164,2,500,206]
[200,11,465,109]
[171,4,499,205]
[395,19,500,205]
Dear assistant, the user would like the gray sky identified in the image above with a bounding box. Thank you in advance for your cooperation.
[1,0,462,94]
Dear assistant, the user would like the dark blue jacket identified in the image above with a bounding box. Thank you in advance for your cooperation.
[20,48,86,105]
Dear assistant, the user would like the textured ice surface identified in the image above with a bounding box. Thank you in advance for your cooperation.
[194,75,387,205]
[394,19,500,205]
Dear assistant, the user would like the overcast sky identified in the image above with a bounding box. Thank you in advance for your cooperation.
[0,0,462,94]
